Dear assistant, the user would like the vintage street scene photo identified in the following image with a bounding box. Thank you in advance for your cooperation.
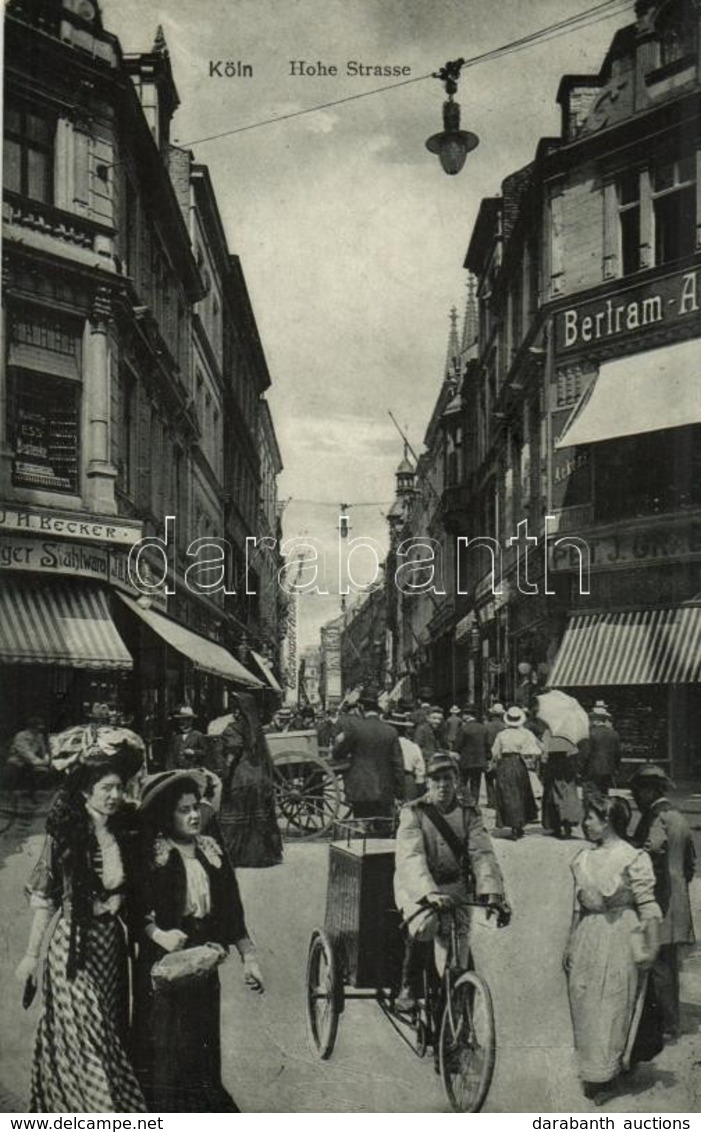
[1,0,701,1116]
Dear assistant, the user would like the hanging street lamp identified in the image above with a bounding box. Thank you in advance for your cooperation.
[425,58,479,176]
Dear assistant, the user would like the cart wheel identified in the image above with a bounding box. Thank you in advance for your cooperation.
[273,754,341,839]
[305,929,342,1058]
[438,971,495,1113]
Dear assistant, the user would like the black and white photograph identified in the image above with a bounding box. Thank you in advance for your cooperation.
[2,0,701,1116]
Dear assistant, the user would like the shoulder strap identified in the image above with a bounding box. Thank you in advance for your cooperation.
[421,803,467,866]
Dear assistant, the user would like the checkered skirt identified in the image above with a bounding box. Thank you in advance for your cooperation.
[30,916,146,1113]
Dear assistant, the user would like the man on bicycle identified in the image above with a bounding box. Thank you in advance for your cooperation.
[394,751,510,1011]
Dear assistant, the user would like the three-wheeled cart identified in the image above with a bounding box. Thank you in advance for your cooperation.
[305,827,496,1112]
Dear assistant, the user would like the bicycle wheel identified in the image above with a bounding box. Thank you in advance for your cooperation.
[439,970,495,1113]
[305,929,342,1058]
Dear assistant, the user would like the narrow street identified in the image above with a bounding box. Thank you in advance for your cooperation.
[2,802,700,1114]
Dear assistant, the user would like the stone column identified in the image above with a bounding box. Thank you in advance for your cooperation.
[84,284,117,514]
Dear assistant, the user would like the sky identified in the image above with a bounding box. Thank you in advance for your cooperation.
[99,0,636,648]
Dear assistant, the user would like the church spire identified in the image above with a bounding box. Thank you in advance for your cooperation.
[153,24,168,54]
[461,273,478,354]
[444,306,460,380]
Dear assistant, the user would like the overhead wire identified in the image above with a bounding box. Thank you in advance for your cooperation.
[176,0,634,150]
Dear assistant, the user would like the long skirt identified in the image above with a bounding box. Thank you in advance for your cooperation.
[30,916,146,1113]
[218,761,283,868]
[567,907,643,1083]
[494,754,538,829]
[133,921,238,1113]
[541,754,583,832]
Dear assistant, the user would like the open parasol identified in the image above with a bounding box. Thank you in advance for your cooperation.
[536,690,589,746]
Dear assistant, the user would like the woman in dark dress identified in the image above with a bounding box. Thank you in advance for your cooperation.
[541,731,583,839]
[15,743,146,1113]
[215,692,283,868]
[134,770,263,1112]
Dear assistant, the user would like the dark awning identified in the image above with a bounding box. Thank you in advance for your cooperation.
[0,577,132,668]
[549,605,701,686]
[119,593,262,687]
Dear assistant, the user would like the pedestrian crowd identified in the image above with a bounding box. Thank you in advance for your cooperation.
[328,689,697,1107]
[7,689,698,1112]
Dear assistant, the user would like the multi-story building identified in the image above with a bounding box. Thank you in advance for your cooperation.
[442,0,701,780]
[1,0,281,748]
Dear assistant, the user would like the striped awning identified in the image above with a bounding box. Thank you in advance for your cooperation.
[0,578,132,668]
[119,593,262,687]
[549,605,701,687]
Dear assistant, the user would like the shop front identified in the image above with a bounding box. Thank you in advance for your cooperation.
[547,267,701,783]
[0,508,143,745]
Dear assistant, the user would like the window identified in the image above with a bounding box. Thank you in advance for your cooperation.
[652,153,696,265]
[4,101,54,203]
[594,425,701,522]
[11,372,79,492]
[618,170,641,275]
[658,4,696,66]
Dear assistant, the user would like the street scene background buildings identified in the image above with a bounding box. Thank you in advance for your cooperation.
[2,0,701,1116]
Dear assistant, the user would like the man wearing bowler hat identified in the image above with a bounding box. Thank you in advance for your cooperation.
[167,706,209,771]
[581,700,621,799]
[394,751,509,1011]
[631,765,696,1040]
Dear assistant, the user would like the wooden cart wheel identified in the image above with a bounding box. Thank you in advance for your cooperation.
[272,753,341,839]
[305,929,342,1058]
[439,970,496,1113]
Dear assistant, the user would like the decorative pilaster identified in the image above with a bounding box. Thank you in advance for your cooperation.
[84,285,118,514]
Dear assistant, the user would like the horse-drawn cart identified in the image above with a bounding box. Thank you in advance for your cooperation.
[265,729,344,839]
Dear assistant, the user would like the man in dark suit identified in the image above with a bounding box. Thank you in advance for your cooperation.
[454,704,489,803]
[332,687,405,825]
[167,706,209,770]
[581,700,621,798]
[632,765,696,1040]
[413,706,445,764]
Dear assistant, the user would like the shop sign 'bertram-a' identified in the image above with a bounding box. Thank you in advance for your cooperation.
[557,266,700,350]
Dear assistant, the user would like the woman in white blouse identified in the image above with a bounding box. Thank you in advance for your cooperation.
[15,749,146,1113]
[564,794,662,1104]
[133,770,263,1112]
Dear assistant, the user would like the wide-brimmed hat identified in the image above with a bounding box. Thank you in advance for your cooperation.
[449,705,461,715]
[139,768,221,813]
[590,700,611,719]
[629,765,673,789]
[426,751,459,778]
[172,705,196,720]
[388,712,413,730]
[50,724,145,778]
[489,703,505,716]
[504,706,527,728]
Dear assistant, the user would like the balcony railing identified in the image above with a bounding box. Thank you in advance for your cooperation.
[3,192,114,254]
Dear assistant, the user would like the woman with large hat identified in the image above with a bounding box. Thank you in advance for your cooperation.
[490,706,541,838]
[14,727,146,1112]
[132,768,264,1112]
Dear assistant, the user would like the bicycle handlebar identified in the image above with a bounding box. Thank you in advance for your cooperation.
[401,898,505,928]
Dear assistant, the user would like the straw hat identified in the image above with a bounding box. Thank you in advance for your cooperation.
[139,768,219,813]
[504,706,527,728]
